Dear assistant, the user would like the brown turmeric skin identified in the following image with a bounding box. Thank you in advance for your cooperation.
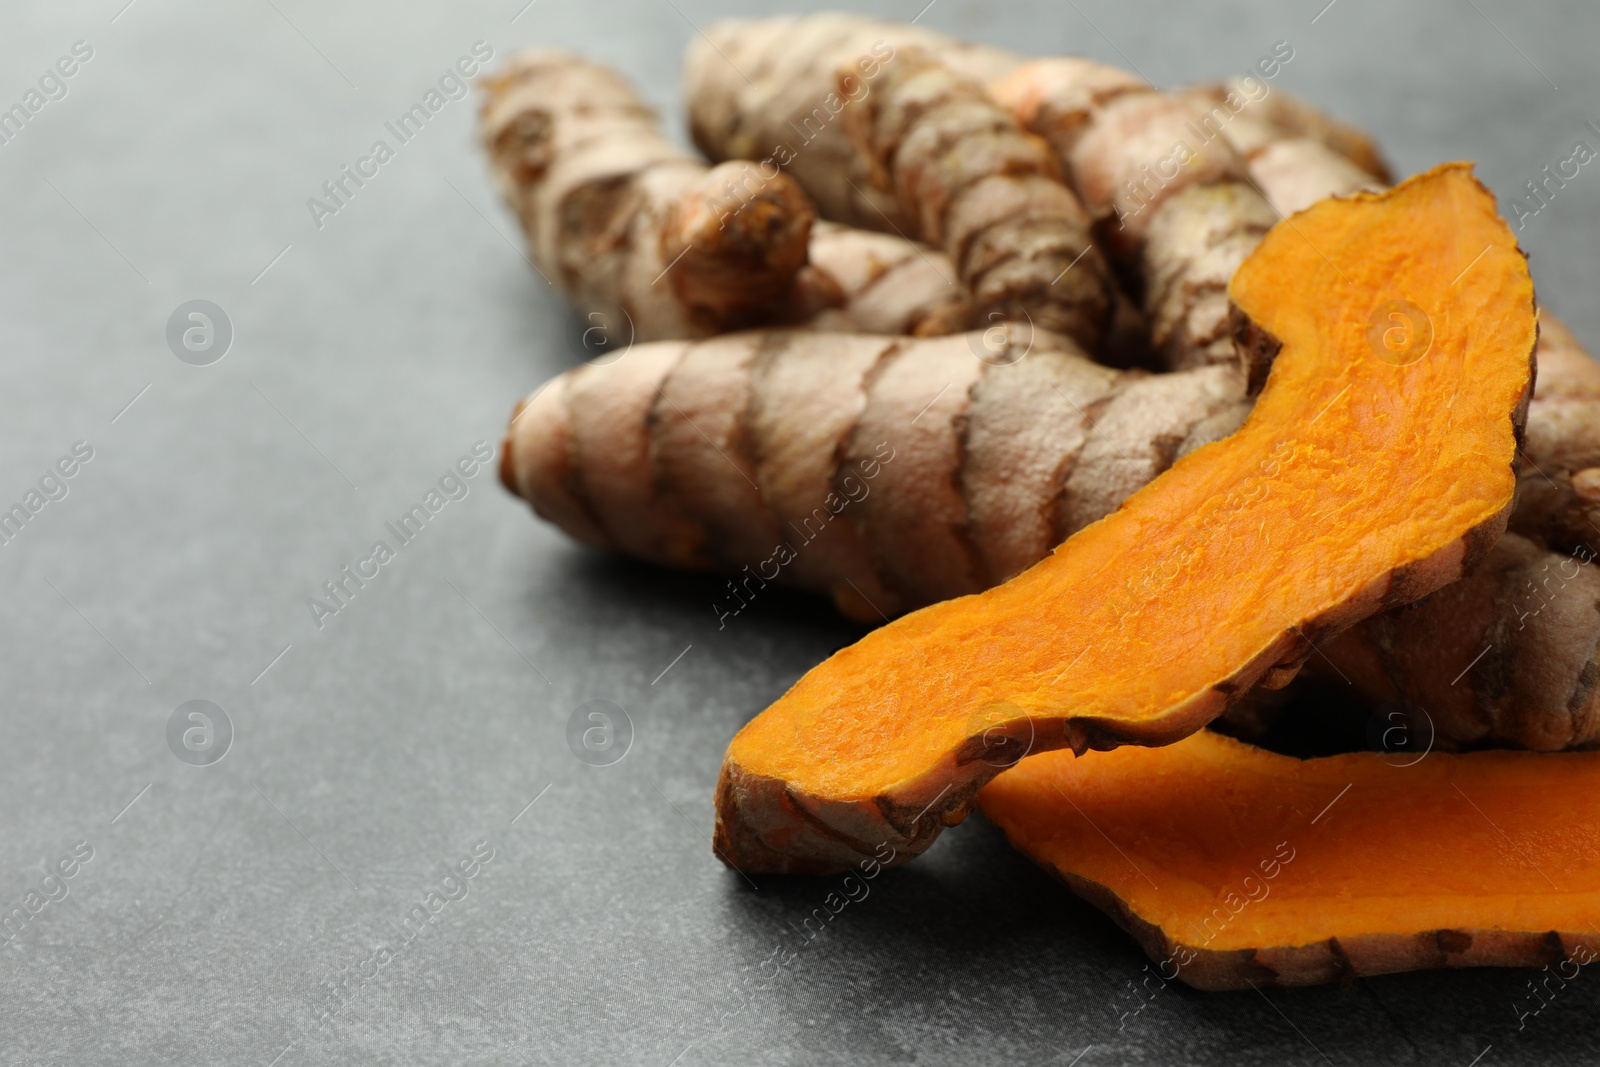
[836,46,1115,349]
[684,13,1022,233]
[1182,78,1393,183]
[1322,532,1600,751]
[799,222,973,336]
[1511,314,1600,559]
[991,59,1279,371]
[479,50,815,341]
[501,324,1241,621]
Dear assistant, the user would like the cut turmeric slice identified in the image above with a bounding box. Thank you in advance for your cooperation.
[713,163,1535,874]
[979,729,1600,989]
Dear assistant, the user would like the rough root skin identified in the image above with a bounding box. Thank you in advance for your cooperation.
[798,222,974,336]
[501,326,1250,619]
[1513,313,1600,560]
[991,59,1282,372]
[478,50,814,341]
[1324,532,1600,751]
[837,47,1114,349]
[683,14,1023,233]
[1180,78,1394,184]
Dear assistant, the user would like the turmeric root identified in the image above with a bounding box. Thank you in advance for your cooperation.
[710,165,1535,873]
[800,221,972,336]
[1322,532,1600,751]
[808,217,1146,356]
[481,49,984,341]
[1510,314,1600,558]
[501,324,1242,621]
[1200,111,1382,218]
[684,16,1112,348]
[684,13,1021,234]
[1175,82,1385,218]
[991,59,1279,371]
[833,46,1115,347]
[978,728,1600,990]
[479,50,815,341]
[1181,79,1392,185]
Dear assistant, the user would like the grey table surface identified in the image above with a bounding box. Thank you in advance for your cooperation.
[2,0,1598,1063]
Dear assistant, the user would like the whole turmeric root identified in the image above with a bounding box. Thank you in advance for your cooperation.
[684,13,1022,234]
[1324,532,1600,751]
[1181,79,1393,185]
[684,16,1113,350]
[833,46,1116,348]
[990,58,1281,372]
[479,50,815,341]
[500,323,1243,621]
[481,50,985,341]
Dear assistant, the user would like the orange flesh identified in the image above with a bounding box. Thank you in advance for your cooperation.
[726,164,1533,801]
[978,729,1600,952]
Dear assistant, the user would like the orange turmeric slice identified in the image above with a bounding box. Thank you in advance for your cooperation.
[979,729,1600,989]
[713,163,1536,874]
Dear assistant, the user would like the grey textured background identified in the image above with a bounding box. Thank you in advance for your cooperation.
[2,0,1597,1064]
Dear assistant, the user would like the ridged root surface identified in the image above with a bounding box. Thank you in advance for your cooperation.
[501,325,1240,621]
[684,13,1021,233]
[992,59,1279,371]
[479,50,813,341]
